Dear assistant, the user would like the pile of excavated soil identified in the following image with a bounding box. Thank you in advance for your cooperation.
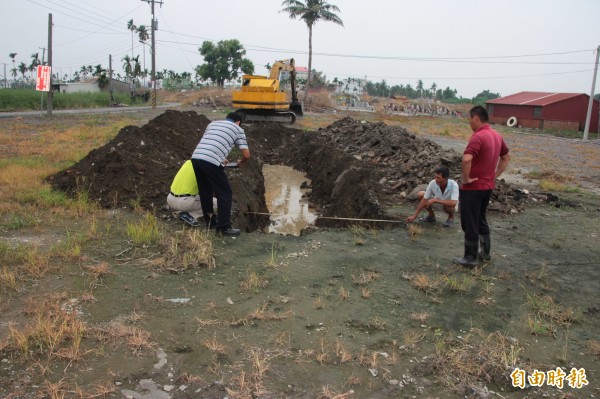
[310,117,539,213]
[47,111,555,232]
[47,110,270,232]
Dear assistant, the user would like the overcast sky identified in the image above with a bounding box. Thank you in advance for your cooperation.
[1,0,599,98]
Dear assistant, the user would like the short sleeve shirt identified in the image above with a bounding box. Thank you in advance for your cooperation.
[170,160,198,195]
[192,119,249,166]
[424,179,459,201]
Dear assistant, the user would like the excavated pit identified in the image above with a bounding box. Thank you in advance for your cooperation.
[47,110,552,232]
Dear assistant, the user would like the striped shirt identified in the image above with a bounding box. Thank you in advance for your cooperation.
[192,120,249,166]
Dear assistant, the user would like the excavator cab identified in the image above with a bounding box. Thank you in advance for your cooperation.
[232,58,303,124]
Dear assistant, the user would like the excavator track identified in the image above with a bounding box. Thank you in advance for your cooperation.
[237,109,297,124]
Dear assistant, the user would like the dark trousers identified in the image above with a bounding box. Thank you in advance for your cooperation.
[191,159,232,231]
[459,189,492,242]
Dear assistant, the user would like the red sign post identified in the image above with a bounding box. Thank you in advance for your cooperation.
[36,65,51,92]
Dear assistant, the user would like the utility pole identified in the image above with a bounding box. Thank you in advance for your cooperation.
[2,63,6,88]
[109,54,114,107]
[583,45,599,141]
[47,13,53,117]
[142,0,163,109]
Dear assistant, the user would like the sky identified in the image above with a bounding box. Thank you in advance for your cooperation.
[1,0,599,98]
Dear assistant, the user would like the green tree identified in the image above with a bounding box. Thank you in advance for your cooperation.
[18,62,28,80]
[122,55,133,82]
[29,53,41,72]
[127,19,137,61]
[472,89,500,106]
[93,64,109,88]
[416,79,424,98]
[137,25,150,86]
[280,0,343,102]
[9,52,17,72]
[430,82,437,99]
[195,39,254,87]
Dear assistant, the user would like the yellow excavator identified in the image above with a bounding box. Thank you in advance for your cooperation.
[232,58,303,124]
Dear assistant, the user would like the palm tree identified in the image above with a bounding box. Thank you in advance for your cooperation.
[127,19,136,62]
[416,80,424,98]
[280,0,343,102]
[122,55,133,82]
[18,62,28,80]
[9,52,17,70]
[137,25,149,87]
[430,83,437,100]
[29,53,41,73]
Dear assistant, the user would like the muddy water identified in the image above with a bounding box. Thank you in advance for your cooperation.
[262,164,317,235]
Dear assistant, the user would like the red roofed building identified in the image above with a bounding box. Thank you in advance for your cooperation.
[486,91,599,132]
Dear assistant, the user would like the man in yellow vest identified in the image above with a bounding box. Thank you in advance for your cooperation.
[167,160,211,227]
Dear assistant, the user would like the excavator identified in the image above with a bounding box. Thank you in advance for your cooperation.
[232,58,303,124]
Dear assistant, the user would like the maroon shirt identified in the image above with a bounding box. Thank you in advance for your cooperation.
[462,124,509,191]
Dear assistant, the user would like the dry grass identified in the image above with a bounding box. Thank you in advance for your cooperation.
[203,333,226,354]
[587,339,600,356]
[338,286,349,300]
[407,224,424,240]
[403,330,426,347]
[428,329,524,391]
[410,273,440,293]
[84,262,115,288]
[351,270,380,285]
[443,274,475,294]
[161,228,216,270]
[524,290,581,326]
[410,312,431,323]
[314,296,325,309]
[240,270,269,292]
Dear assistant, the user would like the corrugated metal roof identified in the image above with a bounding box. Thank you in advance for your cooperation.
[487,91,584,106]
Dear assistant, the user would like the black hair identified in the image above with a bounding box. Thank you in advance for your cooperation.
[469,105,489,122]
[226,111,243,124]
[434,165,449,179]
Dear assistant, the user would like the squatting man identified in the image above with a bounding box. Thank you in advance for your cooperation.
[405,166,459,228]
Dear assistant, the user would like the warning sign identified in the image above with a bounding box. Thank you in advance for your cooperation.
[36,65,51,92]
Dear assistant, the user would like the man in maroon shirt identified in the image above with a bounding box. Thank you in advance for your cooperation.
[454,106,510,268]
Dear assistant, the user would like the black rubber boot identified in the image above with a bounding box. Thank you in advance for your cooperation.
[478,234,491,261]
[453,240,479,268]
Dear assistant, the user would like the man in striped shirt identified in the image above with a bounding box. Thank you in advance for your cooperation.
[191,112,250,236]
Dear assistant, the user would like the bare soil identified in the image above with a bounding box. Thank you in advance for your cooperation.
[1,107,600,399]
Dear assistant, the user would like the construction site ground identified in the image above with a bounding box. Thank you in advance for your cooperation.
[1,104,599,399]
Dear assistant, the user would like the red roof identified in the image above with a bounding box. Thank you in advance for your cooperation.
[295,66,308,72]
[487,91,584,106]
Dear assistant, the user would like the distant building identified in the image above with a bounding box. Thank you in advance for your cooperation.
[280,66,308,82]
[486,91,599,132]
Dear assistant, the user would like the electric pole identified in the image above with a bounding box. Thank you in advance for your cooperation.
[583,45,599,141]
[141,0,163,109]
[2,63,6,88]
[47,13,53,117]
[109,54,114,107]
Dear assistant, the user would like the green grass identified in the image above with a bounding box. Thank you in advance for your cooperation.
[0,89,137,111]
[126,212,160,245]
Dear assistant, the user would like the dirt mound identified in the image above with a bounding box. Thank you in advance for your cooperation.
[47,110,269,232]
[312,117,537,213]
